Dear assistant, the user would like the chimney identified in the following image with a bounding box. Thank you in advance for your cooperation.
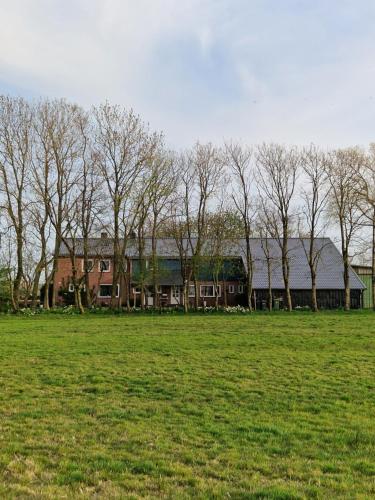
[100,232,108,239]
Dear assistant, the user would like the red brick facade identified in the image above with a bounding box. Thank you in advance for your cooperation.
[54,256,245,307]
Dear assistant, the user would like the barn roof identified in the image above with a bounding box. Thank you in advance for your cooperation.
[59,237,365,290]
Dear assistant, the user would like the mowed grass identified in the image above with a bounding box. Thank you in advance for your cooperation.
[0,313,374,498]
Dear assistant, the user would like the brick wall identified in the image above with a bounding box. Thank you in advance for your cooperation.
[54,257,116,305]
[55,257,245,307]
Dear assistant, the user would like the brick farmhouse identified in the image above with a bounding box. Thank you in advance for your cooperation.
[54,235,366,309]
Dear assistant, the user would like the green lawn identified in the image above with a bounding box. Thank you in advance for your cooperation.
[0,312,374,498]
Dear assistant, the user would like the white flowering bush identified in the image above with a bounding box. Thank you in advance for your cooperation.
[224,305,250,314]
[19,308,38,316]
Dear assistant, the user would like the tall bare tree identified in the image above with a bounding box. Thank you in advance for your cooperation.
[169,205,191,313]
[352,144,375,310]
[92,103,160,308]
[30,100,56,309]
[225,142,256,311]
[185,143,223,310]
[299,144,330,312]
[257,144,299,311]
[75,110,104,308]
[0,96,33,310]
[147,151,177,309]
[40,100,82,308]
[326,148,364,311]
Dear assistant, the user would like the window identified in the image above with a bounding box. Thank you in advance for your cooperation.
[99,259,110,272]
[82,259,94,272]
[172,286,180,299]
[99,284,119,298]
[133,287,141,294]
[188,285,195,297]
[68,283,86,293]
[228,284,235,294]
[238,284,244,294]
[200,285,221,297]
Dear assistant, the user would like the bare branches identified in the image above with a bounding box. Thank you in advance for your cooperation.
[0,94,373,313]
[256,143,300,311]
[325,147,365,310]
[225,142,256,310]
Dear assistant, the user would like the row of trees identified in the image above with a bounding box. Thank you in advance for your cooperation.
[0,96,374,312]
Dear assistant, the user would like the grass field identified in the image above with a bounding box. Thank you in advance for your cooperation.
[0,312,374,498]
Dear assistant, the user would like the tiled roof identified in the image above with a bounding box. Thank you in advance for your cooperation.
[59,237,365,290]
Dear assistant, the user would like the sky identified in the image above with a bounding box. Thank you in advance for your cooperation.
[1,0,375,149]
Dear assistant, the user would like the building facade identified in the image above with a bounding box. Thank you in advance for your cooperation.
[54,236,366,309]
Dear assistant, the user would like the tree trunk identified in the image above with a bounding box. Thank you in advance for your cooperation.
[183,281,188,313]
[245,237,253,312]
[311,267,318,312]
[74,287,84,314]
[83,241,92,308]
[151,221,159,311]
[31,263,43,309]
[12,230,24,311]
[111,202,120,309]
[343,250,350,311]
[281,227,292,312]
[372,210,375,311]
[247,274,252,311]
[50,234,61,308]
[267,259,272,312]
[43,272,51,310]
[194,277,199,310]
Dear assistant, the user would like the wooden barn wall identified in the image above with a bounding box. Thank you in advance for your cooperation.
[252,289,362,310]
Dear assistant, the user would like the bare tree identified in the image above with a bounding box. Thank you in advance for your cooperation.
[206,207,241,310]
[256,216,275,312]
[40,100,82,308]
[30,100,56,309]
[225,142,256,310]
[352,144,375,310]
[147,150,177,309]
[92,103,161,309]
[299,144,330,312]
[185,143,224,310]
[325,148,364,311]
[75,110,104,308]
[169,205,191,313]
[0,96,33,310]
[257,143,299,311]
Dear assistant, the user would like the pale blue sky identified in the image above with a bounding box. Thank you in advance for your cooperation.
[1,0,374,148]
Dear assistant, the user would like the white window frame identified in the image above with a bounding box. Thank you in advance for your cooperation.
[99,259,111,273]
[98,284,119,298]
[228,284,235,294]
[238,284,244,294]
[200,285,221,298]
[133,287,141,295]
[172,286,180,299]
[188,285,195,297]
[82,259,94,272]
[68,283,74,293]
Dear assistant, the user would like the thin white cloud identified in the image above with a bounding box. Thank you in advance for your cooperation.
[0,0,375,148]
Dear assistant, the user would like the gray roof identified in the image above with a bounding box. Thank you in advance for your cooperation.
[59,237,365,290]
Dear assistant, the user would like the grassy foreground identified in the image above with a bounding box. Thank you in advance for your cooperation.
[0,312,374,498]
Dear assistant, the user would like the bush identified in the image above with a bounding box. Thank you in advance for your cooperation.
[224,305,250,314]
[0,269,12,313]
